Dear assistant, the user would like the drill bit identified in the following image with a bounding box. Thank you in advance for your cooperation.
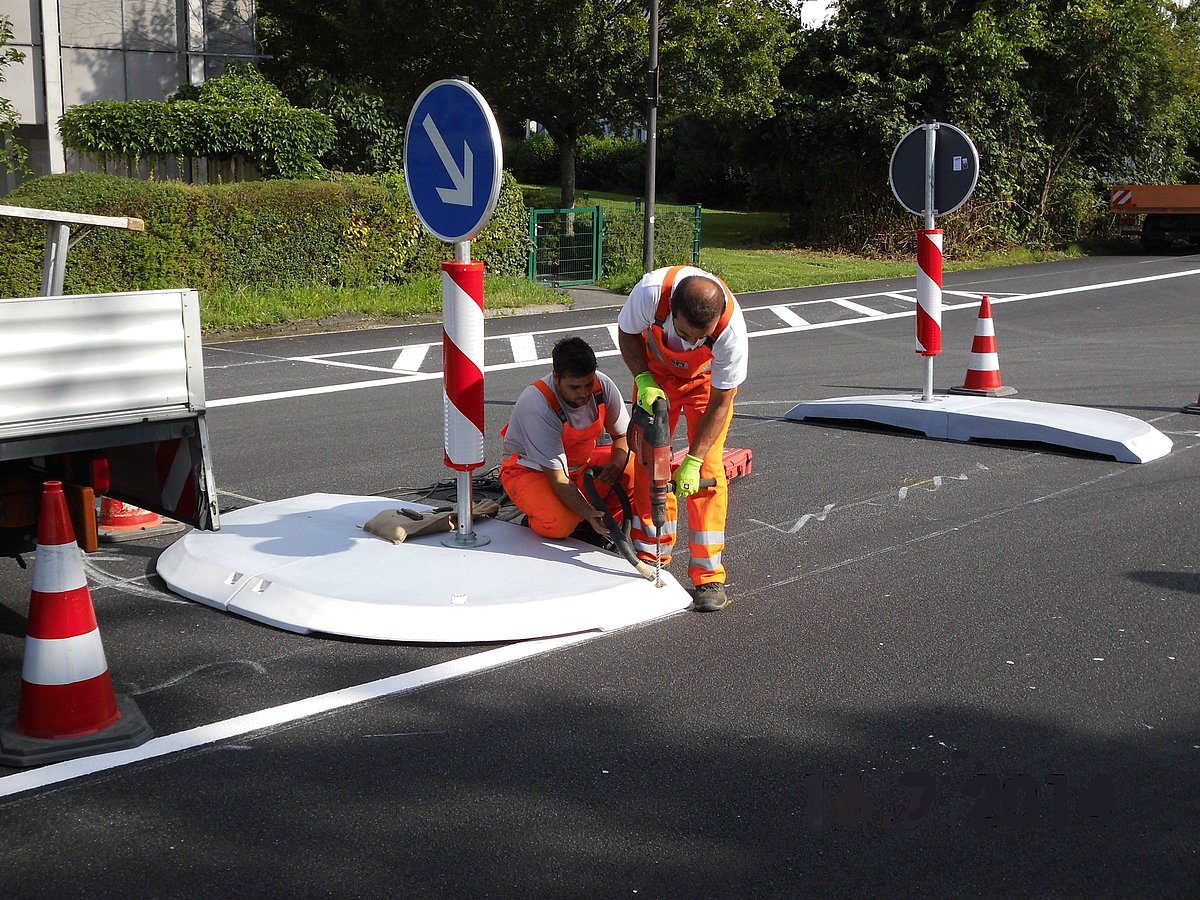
[653,524,663,588]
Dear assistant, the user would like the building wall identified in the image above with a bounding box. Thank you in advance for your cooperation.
[2,0,257,190]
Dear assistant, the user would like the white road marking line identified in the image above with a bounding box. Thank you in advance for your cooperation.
[832,298,886,317]
[769,305,810,328]
[884,291,915,302]
[0,631,600,800]
[941,290,984,299]
[209,267,1200,408]
[393,345,431,372]
[606,323,621,347]
[509,333,539,362]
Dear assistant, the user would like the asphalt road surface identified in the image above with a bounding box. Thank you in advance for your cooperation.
[2,252,1199,897]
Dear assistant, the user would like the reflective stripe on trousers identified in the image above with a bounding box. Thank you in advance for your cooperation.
[632,382,735,586]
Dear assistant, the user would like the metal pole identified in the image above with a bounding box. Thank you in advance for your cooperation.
[642,0,659,273]
[40,223,70,296]
[923,122,937,401]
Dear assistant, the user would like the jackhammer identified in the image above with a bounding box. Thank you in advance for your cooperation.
[627,397,714,587]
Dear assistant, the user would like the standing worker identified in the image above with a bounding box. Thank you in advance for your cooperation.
[617,265,749,612]
[501,337,634,540]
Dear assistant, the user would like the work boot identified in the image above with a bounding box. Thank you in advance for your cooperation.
[692,582,730,612]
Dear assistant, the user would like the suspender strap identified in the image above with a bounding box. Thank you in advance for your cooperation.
[533,377,605,424]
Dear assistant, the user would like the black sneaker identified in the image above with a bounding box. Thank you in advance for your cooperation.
[692,582,730,612]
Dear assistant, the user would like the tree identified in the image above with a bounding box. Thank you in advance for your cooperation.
[754,0,1200,248]
[258,0,795,208]
[0,14,29,175]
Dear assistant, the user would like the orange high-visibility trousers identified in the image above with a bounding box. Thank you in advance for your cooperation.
[501,445,633,539]
[631,381,735,586]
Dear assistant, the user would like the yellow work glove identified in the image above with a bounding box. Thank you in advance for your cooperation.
[634,371,666,414]
[672,454,704,499]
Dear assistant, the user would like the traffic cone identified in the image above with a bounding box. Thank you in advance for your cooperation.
[97,496,184,543]
[949,296,1017,397]
[1184,391,1200,415]
[0,481,152,767]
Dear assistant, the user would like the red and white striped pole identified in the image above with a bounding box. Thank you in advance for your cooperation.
[916,122,942,401]
[916,227,943,357]
[442,249,489,547]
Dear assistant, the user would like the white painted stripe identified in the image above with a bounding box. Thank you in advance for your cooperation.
[32,542,87,593]
[444,391,484,465]
[769,305,809,327]
[442,274,483,349]
[970,352,1000,370]
[22,631,108,685]
[832,298,886,317]
[160,442,191,512]
[884,292,915,302]
[509,333,538,362]
[392,345,430,372]
[942,290,983,299]
[0,632,604,799]
[208,268,1200,409]
[606,323,621,347]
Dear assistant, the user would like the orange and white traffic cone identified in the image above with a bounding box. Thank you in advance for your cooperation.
[949,295,1016,397]
[97,496,183,543]
[0,481,152,767]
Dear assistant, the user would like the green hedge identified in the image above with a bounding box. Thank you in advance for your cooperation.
[59,64,336,180]
[0,171,532,297]
[508,134,645,195]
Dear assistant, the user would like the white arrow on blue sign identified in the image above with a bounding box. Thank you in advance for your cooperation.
[404,79,504,244]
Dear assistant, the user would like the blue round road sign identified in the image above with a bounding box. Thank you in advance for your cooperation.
[404,80,503,243]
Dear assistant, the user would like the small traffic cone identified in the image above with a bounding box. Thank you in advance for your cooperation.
[949,296,1017,397]
[1184,391,1200,415]
[97,496,184,543]
[0,482,152,767]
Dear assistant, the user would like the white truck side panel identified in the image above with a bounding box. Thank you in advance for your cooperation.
[0,290,205,436]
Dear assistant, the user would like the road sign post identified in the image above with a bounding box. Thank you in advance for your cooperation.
[889,121,979,401]
[405,78,503,548]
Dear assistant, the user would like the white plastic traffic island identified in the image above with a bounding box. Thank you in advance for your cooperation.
[785,394,1172,464]
[155,494,692,642]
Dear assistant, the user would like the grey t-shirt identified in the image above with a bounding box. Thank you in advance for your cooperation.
[502,371,630,472]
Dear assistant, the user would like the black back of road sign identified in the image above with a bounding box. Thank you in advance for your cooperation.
[889,123,979,218]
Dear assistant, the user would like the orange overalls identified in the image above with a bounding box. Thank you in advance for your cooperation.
[500,378,634,539]
[631,266,737,586]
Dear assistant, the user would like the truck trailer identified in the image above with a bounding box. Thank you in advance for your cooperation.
[1110,184,1200,251]
[0,204,219,560]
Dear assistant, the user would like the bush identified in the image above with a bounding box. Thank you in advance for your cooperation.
[0,171,532,297]
[508,134,645,196]
[59,64,335,179]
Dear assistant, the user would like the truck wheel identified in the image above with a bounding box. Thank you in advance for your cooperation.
[1142,215,1170,252]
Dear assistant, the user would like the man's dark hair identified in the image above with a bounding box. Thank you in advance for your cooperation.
[552,336,597,379]
[671,275,726,330]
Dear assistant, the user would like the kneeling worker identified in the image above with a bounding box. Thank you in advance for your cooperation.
[617,265,748,612]
[500,337,634,540]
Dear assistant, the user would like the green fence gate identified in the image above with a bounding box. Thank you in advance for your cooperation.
[527,207,605,286]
